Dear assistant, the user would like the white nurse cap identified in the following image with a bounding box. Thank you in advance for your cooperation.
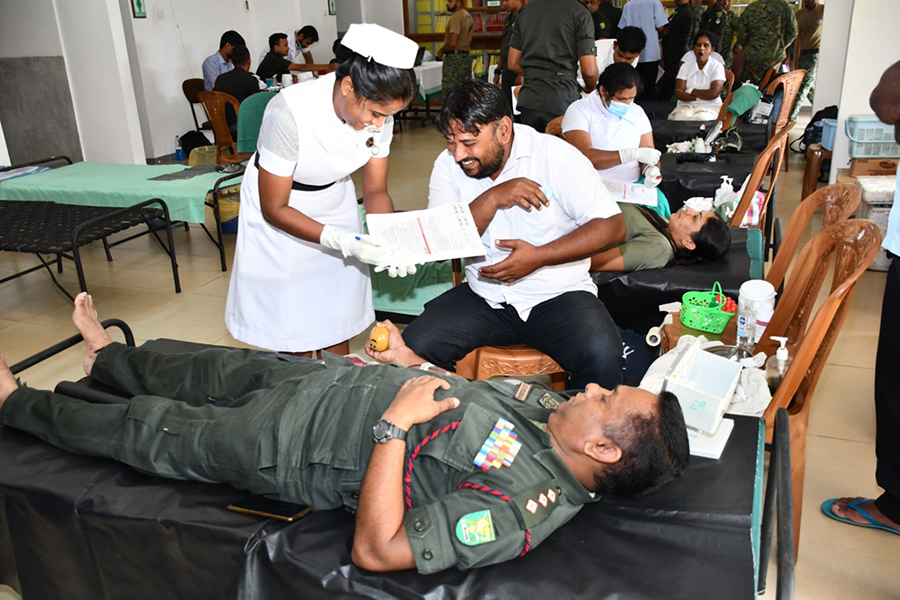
[341,23,419,69]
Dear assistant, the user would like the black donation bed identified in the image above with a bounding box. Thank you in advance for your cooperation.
[0,325,796,600]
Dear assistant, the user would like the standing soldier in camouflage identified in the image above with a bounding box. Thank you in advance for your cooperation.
[707,0,739,69]
[689,0,705,46]
[789,0,823,121]
[734,0,797,86]
[437,0,474,97]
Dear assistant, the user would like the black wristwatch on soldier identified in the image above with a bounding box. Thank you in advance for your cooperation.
[373,419,408,444]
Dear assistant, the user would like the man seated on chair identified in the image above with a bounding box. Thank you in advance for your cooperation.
[402,79,627,390]
[202,30,246,91]
[214,45,263,136]
[0,293,689,574]
[256,32,336,82]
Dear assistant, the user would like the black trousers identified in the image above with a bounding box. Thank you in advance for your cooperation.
[402,283,624,390]
[875,255,900,522]
[517,107,560,135]
[635,61,659,101]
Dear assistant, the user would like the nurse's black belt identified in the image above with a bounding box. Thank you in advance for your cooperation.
[254,154,336,191]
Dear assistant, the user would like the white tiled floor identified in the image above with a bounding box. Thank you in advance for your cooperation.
[1,111,896,598]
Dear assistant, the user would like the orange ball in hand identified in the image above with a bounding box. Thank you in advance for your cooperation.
[369,326,390,352]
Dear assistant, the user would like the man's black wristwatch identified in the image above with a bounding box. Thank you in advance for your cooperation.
[373,419,408,444]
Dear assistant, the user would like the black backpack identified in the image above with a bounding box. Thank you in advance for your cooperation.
[180,130,212,159]
[791,105,838,154]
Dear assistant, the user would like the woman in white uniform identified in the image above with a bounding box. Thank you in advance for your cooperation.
[226,24,417,357]
[674,31,726,106]
[561,63,669,216]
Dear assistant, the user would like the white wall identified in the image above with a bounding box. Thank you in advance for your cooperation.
[811,0,850,115]
[361,0,405,34]
[52,0,146,163]
[829,0,900,181]
[337,0,364,34]
[128,0,336,158]
[0,0,63,58]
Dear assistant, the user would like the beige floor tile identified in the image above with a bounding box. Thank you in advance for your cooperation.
[125,293,229,344]
[808,364,876,444]
[799,435,895,558]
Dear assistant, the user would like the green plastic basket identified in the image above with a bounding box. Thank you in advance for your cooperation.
[680,281,736,334]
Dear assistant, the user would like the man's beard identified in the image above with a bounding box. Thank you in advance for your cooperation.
[457,139,505,179]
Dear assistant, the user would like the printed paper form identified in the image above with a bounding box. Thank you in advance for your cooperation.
[601,179,658,206]
[366,202,485,263]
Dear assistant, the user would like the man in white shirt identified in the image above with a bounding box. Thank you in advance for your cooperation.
[619,0,668,100]
[595,26,645,76]
[402,79,627,390]
[257,26,320,66]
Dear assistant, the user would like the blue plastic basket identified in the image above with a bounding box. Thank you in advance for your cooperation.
[821,118,836,151]
[844,114,900,158]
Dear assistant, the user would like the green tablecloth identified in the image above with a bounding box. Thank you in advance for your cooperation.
[0,162,241,224]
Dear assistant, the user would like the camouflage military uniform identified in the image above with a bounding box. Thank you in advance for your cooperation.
[720,8,739,68]
[734,0,797,85]
[790,3,823,121]
[698,3,729,64]
[689,2,705,45]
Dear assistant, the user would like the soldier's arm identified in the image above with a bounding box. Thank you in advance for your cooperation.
[782,4,798,50]
[352,378,460,572]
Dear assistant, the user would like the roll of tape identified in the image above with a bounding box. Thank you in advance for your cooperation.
[646,327,662,347]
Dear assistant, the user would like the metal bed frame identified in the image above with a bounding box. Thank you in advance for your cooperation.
[0,156,181,300]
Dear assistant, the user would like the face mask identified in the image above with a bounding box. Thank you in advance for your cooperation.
[607,99,631,118]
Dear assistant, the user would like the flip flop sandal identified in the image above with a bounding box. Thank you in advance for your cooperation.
[821,498,900,535]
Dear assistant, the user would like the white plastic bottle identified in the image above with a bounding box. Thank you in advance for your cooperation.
[736,280,776,351]
[765,336,793,394]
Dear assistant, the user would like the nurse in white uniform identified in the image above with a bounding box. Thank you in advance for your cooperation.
[226,24,417,357]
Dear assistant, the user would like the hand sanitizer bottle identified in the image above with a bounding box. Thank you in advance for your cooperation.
[765,336,792,395]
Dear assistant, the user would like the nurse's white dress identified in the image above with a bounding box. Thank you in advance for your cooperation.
[225,73,393,351]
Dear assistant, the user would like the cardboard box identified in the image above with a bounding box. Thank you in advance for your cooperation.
[848,158,898,177]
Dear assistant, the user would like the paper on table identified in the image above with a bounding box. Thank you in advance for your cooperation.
[366,202,484,263]
[601,179,659,206]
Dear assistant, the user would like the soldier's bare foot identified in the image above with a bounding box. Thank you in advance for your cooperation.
[72,292,112,376]
[0,350,18,409]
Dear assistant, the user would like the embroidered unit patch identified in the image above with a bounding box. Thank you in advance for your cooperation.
[473,418,522,471]
[456,510,496,546]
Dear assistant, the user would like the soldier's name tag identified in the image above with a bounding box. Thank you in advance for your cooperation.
[456,510,496,546]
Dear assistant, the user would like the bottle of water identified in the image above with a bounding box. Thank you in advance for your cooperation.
[736,302,755,350]
[175,135,184,161]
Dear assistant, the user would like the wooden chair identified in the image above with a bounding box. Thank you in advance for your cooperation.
[450,259,568,391]
[765,70,806,172]
[545,116,565,139]
[197,91,252,164]
[765,183,861,292]
[182,78,212,133]
[724,68,735,97]
[728,122,794,259]
[766,70,807,136]
[755,219,882,559]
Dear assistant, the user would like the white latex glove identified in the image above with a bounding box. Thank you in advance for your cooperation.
[619,147,661,166]
[319,224,392,266]
[374,258,420,279]
[643,165,662,187]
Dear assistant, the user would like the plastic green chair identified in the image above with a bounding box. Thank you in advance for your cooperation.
[236,92,277,154]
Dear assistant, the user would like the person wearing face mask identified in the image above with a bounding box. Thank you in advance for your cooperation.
[562,63,668,215]
[225,24,418,359]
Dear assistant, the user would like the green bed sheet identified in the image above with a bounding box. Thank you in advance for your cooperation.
[0,162,241,224]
